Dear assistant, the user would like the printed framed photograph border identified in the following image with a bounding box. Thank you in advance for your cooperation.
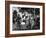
[5,1,45,37]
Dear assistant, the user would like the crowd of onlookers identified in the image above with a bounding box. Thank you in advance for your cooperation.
[13,7,40,30]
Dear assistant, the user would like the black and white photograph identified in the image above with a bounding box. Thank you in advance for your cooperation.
[10,4,43,34]
[12,7,40,31]
[5,1,45,37]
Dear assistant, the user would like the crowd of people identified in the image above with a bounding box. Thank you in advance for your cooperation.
[13,7,40,30]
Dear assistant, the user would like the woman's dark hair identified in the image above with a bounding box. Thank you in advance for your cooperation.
[13,10,17,24]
